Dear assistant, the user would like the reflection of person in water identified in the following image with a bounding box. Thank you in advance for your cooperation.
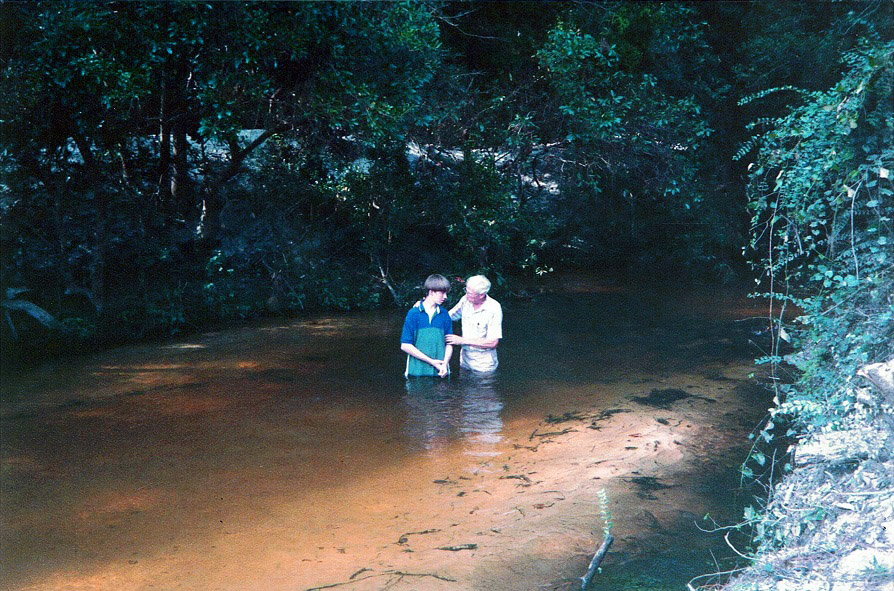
[456,372,503,453]
[402,372,503,454]
[403,379,453,451]
[446,275,502,373]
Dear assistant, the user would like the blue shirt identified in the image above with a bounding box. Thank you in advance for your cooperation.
[401,301,453,344]
[401,302,453,377]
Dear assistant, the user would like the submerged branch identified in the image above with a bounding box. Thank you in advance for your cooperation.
[580,533,613,590]
[305,570,456,590]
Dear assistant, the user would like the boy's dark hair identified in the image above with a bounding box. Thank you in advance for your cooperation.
[424,274,451,293]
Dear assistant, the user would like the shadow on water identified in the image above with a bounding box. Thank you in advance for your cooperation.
[0,277,772,591]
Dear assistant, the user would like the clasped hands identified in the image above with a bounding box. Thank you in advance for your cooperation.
[430,359,449,377]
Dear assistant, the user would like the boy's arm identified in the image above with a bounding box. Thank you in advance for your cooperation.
[400,310,447,373]
[401,342,447,371]
[438,344,453,377]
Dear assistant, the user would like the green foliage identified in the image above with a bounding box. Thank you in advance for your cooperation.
[732,35,893,569]
[446,154,551,274]
[3,2,888,363]
[530,4,731,271]
[0,2,446,355]
[744,40,894,428]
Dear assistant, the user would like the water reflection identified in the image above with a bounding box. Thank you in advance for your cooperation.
[403,371,504,456]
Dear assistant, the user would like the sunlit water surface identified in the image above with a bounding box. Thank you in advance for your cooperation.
[1,277,771,590]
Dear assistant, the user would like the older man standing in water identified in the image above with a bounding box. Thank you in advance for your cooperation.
[446,275,502,372]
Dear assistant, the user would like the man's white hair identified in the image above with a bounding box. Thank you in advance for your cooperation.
[466,275,491,295]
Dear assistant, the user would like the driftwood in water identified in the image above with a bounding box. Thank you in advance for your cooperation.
[499,474,532,484]
[529,427,577,440]
[580,533,614,590]
[437,543,477,551]
[306,570,456,590]
[545,411,587,423]
[397,528,441,545]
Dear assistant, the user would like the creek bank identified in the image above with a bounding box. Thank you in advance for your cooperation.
[717,359,894,591]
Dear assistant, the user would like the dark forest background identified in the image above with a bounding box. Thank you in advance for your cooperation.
[1,1,891,364]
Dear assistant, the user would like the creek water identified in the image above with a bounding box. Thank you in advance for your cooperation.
[0,276,771,591]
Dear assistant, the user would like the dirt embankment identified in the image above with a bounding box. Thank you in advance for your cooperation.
[719,360,894,591]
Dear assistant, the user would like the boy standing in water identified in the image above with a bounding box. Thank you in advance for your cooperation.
[400,274,454,378]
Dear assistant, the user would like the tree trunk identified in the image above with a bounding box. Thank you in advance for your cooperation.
[197,187,222,247]
[52,170,66,315]
[91,187,108,335]
[172,128,190,218]
[71,129,107,332]
[158,69,172,210]
[171,56,192,219]
[197,125,289,246]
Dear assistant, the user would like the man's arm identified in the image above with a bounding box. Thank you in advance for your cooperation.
[446,301,502,349]
[445,334,499,348]
[448,296,465,321]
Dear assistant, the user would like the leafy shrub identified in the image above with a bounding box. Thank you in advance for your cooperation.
[741,41,894,429]
[732,39,893,561]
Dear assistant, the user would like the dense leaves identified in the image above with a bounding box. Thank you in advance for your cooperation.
[743,40,894,428]
[1,2,445,352]
[532,4,726,270]
[1,2,888,363]
[732,11,892,563]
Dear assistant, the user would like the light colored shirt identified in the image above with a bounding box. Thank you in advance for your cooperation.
[450,296,502,372]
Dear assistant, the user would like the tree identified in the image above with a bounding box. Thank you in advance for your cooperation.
[1,1,444,346]
[531,4,725,270]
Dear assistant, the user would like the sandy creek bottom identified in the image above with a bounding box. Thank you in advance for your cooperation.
[1,278,772,591]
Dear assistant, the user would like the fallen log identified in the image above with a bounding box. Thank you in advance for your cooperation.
[792,428,886,467]
[580,533,614,590]
[857,359,894,406]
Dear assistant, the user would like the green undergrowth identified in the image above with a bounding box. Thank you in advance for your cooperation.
[704,38,894,591]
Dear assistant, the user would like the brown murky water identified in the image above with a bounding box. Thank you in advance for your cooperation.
[1,277,771,591]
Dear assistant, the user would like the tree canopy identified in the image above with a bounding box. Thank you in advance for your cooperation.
[1,1,891,359]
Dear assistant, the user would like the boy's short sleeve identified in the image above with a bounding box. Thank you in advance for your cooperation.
[400,309,416,344]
